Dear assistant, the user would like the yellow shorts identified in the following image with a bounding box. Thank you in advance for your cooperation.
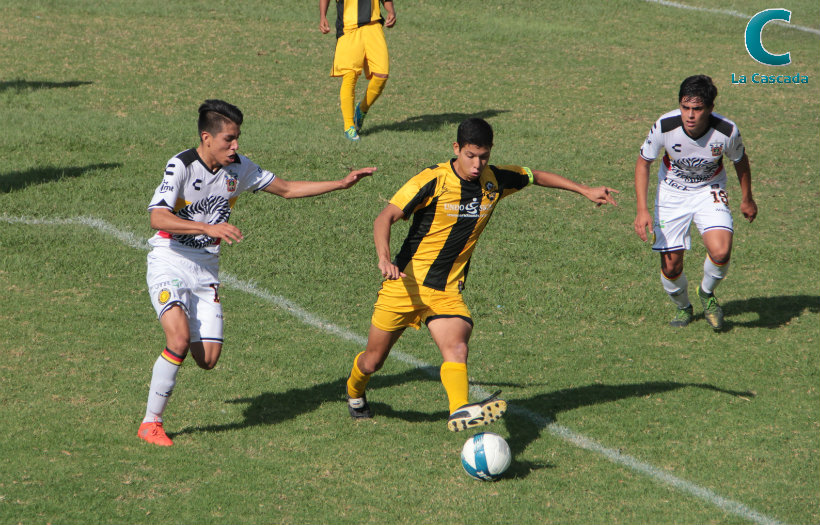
[371,279,473,332]
[331,22,389,78]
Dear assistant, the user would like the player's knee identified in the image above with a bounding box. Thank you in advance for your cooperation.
[196,358,218,371]
[660,257,683,279]
[165,337,190,356]
[445,342,469,362]
[360,355,385,374]
[709,250,731,265]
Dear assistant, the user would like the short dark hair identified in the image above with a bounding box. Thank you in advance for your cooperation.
[456,118,494,148]
[678,75,717,107]
[198,99,243,136]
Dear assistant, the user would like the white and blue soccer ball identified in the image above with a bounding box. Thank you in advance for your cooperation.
[460,432,512,481]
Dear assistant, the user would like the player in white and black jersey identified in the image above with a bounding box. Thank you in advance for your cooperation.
[634,75,757,330]
[138,99,376,446]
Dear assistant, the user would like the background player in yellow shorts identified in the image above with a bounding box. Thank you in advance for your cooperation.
[319,0,396,141]
[345,118,618,431]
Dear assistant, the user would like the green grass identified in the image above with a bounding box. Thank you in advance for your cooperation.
[1,1,818,524]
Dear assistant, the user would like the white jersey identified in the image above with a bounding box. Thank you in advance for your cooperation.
[640,110,745,193]
[147,149,276,256]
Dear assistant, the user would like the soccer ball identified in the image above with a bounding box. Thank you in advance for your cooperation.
[460,432,512,481]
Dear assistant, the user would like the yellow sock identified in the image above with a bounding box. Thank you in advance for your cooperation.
[440,361,469,413]
[346,351,371,398]
[360,75,387,114]
[340,72,358,129]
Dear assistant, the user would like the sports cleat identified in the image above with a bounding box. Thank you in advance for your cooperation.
[669,304,694,327]
[354,102,366,132]
[137,419,173,446]
[698,286,724,331]
[343,126,360,142]
[347,395,373,419]
[447,390,507,432]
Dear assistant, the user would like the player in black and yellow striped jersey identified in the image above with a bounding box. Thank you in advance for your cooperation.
[319,0,396,141]
[345,118,619,431]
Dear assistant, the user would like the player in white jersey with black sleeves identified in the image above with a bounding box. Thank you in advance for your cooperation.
[634,75,757,330]
[138,99,375,446]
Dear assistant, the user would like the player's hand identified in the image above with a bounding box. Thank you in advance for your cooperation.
[741,197,758,223]
[587,186,619,207]
[384,12,396,28]
[340,167,377,188]
[319,17,331,34]
[634,210,653,242]
[378,258,406,280]
[205,222,244,245]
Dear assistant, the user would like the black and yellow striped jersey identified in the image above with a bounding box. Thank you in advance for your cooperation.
[335,0,385,38]
[390,160,531,292]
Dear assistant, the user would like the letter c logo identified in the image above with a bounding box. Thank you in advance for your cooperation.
[745,9,791,66]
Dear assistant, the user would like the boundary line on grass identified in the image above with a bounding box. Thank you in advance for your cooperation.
[641,0,820,36]
[2,215,788,525]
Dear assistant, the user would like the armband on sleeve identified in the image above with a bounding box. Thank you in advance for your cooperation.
[523,167,534,185]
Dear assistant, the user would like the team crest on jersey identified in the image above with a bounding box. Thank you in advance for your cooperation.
[158,289,171,305]
[225,175,238,192]
[484,181,498,201]
[710,143,724,157]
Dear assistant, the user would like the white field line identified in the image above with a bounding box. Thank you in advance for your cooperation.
[642,0,820,36]
[3,214,788,525]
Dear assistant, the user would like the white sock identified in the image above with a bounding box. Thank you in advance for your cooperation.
[701,256,730,295]
[661,272,690,309]
[143,351,183,423]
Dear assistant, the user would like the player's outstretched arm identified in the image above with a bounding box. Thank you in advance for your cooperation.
[149,208,244,245]
[733,154,758,223]
[633,156,653,241]
[262,167,376,199]
[531,169,618,206]
[374,203,406,280]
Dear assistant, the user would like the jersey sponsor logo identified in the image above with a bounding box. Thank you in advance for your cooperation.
[662,178,689,191]
[159,180,174,193]
[444,197,493,218]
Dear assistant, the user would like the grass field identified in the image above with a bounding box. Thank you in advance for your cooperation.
[1,1,818,524]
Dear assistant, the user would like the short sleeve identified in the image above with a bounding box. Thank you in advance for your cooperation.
[639,119,663,161]
[148,159,183,211]
[389,171,440,218]
[725,127,746,164]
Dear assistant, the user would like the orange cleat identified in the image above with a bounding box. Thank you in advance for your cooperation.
[137,420,174,446]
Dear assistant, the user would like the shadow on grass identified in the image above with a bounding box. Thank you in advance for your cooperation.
[362,109,510,136]
[502,381,755,476]
[0,163,121,193]
[0,79,93,93]
[172,373,754,480]
[172,367,441,438]
[722,294,820,330]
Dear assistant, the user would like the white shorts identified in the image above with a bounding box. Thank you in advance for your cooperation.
[146,247,223,344]
[652,183,734,252]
